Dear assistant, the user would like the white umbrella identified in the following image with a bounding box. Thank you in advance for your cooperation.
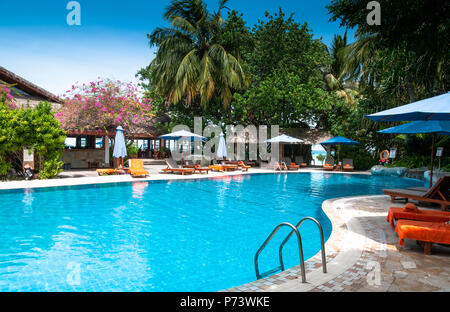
[265,134,304,162]
[216,133,227,159]
[265,134,304,143]
[158,129,206,141]
[158,130,206,163]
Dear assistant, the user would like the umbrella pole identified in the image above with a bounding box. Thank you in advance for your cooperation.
[337,144,340,170]
[429,134,435,188]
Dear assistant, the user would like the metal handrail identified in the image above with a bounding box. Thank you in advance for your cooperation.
[278,217,327,275]
[254,222,306,282]
[254,217,327,284]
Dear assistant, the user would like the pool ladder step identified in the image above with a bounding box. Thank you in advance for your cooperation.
[254,217,327,283]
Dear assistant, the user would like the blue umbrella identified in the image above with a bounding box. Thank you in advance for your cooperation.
[378,120,450,135]
[366,92,450,122]
[113,126,127,168]
[378,120,450,187]
[320,136,360,145]
[319,136,360,166]
[216,133,227,159]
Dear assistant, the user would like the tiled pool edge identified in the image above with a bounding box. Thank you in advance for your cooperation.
[222,195,387,292]
[0,168,371,191]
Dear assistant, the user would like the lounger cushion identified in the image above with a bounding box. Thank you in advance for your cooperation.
[403,203,420,213]
[130,169,149,176]
[387,206,450,227]
[395,220,450,246]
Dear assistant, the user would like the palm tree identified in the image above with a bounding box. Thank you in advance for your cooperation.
[322,32,360,105]
[148,0,248,109]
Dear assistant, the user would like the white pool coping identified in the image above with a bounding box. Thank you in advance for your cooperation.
[0,168,371,191]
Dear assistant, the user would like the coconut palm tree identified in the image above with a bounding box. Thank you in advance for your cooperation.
[148,0,248,109]
[322,32,360,105]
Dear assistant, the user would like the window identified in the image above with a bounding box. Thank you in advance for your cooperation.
[80,137,87,148]
[65,137,77,149]
[137,139,148,151]
[95,137,103,149]
[64,135,105,149]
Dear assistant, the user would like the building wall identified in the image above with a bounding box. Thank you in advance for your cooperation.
[14,98,62,111]
[62,149,107,169]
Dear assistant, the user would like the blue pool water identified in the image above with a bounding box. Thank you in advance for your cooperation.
[0,173,422,292]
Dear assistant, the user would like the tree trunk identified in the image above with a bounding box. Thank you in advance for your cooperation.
[405,76,416,103]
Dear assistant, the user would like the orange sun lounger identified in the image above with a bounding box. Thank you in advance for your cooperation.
[237,161,251,172]
[208,164,238,172]
[387,204,450,227]
[128,159,149,177]
[395,220,450,254]
[323,163,334,171]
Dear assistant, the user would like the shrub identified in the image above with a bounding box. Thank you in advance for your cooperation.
[39,158,64,180]
[0,98,66,180]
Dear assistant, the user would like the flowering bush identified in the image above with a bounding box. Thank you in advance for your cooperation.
[55,79,153,134]
[0,84,17,109]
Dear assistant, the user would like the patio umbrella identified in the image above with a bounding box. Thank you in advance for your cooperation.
[265,134,304,161]
[319,136,360,166]
[158,130,206,163]
[366,92,450,122]
[113,126,127,168]
[216,133,227,160]
[265,134,304,144]
[378,120,450,187]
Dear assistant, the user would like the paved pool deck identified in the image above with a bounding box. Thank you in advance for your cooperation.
[0,167,448,292]
[224,195,450,292]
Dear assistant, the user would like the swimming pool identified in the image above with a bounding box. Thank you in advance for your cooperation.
[0,172,422,292]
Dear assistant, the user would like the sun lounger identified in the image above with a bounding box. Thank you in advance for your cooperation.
[395,220,450,254]
[342,158,354,171]
[283,157,299,170]
[270,159,287,171]
[323,157,334,171]
[387,203,450,227]
[162,158,195,175]
[295,156,307,167]
[128,159,149,177]
[96,168,120,176]
[208,164,239,172]
[237,161,251,172]
[192,164,211,174]
[384,176,450,211]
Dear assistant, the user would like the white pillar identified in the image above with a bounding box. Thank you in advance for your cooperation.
[105,136,110,167]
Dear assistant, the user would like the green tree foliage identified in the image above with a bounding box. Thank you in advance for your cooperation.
[234,9,345,127]
[146,0,248,110]
[324,0,449,169]
[327,0,449,96]
[0,98,66,179]
[140,7,347,130]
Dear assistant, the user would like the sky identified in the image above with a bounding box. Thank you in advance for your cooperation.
[0,0,354,96]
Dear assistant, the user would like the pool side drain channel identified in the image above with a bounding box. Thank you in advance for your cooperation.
[254,217,327,283]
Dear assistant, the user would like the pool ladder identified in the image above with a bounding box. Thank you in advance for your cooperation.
[254,217,327,283]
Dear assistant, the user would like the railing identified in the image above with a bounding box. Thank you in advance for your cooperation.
[254,217,327,283]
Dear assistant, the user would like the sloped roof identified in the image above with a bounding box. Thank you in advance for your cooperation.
[0,66,63,104]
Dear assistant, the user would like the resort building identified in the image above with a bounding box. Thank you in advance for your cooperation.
[0,66,63,109]
[1,66,168,169]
